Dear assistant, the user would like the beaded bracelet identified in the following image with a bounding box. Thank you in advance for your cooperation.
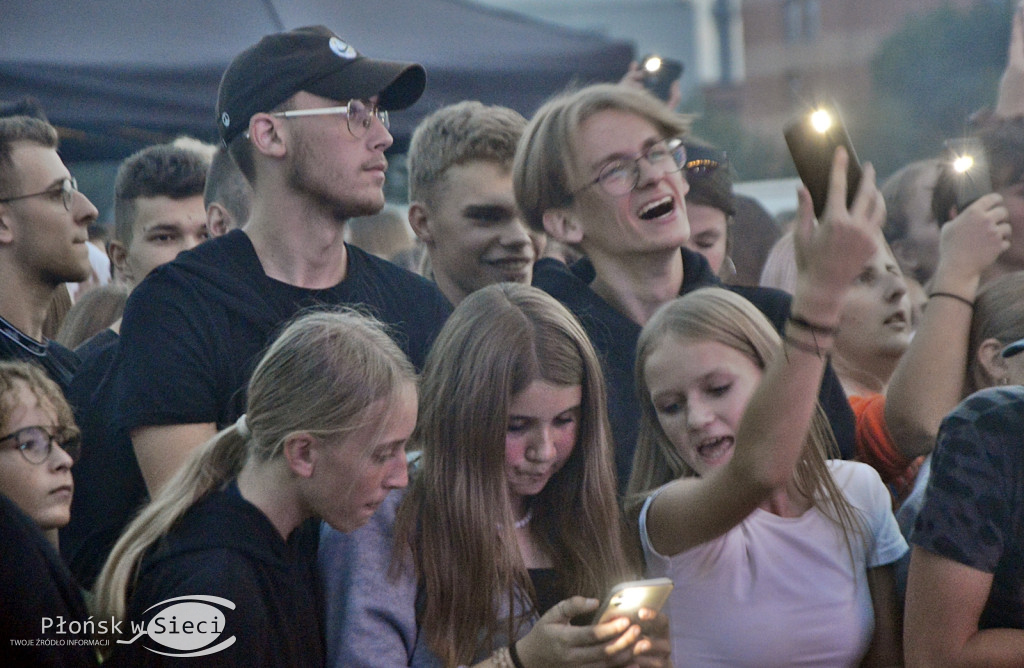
[509,641,526,668]
[928,291,974,309]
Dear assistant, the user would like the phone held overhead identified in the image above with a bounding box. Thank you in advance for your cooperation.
[944,137,993,212]
[641,55,684,102]
[784,105,863,219]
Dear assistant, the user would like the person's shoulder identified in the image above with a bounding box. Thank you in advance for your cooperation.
[828,459,886,492]
[726,284,793,319]
[73,327,118,361]
[348,245,451,304]
[947,385,1024,424]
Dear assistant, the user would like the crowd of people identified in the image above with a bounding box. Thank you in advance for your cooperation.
[2,11,1024,668]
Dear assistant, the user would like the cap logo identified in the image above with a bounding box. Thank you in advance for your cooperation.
[221,112,230,128]
[329,37,357,59]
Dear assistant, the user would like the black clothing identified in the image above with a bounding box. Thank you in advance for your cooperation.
[111,230,450,434]
[107,482,322,667]
[61,329,146,590]
[0,314,79,395]
[532,250,856,486]
[0,494,98,668]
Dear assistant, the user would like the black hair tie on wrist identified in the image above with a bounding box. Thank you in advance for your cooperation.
[509,640,526,668]
[928,291,974,309]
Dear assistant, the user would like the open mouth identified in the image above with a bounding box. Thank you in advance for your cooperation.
[696,435,733,463]
[638,196,675,220]
[884,311,908,327]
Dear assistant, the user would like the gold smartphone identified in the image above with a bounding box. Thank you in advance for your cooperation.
[591,577,674,625]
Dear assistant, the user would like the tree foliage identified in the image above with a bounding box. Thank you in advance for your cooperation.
[864,0,1013,176]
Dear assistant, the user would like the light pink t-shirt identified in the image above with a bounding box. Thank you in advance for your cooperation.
[639,460,907,667]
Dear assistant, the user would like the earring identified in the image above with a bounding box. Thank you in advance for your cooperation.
[1000,376,1010,385]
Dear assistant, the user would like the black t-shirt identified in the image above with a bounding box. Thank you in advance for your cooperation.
[912,386,1024,630]
[0,315,79,396]
[532,249,856,486]
[0,493,98,668]
[111,230,451,433]
[60,328,146,590]
[107,481,323,667]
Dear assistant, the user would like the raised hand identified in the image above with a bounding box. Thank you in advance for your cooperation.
[792,146,884,316]
[995,1,1024,119]
[934,193,1011,289]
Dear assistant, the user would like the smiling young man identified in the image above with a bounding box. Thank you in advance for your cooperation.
[513,84,856,484]
[406,101,543,305]
[0,116,98,394]
[108,26,448,502]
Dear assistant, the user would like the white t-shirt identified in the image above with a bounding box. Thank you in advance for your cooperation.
[639,460,907,667]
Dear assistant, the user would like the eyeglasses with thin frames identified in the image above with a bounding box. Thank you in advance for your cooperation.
[0,425,81,465]
[571,139,687,198]
[0,177,78,212]
[269,99,389,139]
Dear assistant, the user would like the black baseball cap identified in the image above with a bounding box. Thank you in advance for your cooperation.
[216,25,426,144]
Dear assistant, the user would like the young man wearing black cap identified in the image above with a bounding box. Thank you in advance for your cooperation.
[109,26,449,497]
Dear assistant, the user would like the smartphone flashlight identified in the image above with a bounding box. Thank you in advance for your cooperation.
[944,137,992,212]
[784,105,863,219]
[640,54,683,102]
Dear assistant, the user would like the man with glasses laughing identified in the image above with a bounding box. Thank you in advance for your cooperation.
[0,116,98,394]
[514,84,858,486]
[109,26,450,498]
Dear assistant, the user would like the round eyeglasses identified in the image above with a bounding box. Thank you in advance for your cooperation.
[270,99,389,139]
[0,425,81,465]
[0,177,78,212]
[572,139,687,198]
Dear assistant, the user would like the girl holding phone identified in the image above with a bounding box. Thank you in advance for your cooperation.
[321,283,669,667]
[627,151,906,666]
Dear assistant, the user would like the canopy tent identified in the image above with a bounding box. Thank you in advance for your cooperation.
[0,0,635,160]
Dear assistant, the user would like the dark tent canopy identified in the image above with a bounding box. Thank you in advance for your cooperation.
[0,0,634,160]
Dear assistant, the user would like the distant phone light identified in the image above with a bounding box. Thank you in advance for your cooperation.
[809,109,833,133]
[644,57,663,73]
[953,155,975,174]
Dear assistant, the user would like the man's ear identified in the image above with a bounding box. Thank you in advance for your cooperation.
[408,202,433,244]
[977,337,1010,385]
[207,203,231,237]
[542,208,584,245]
[248,114,287,159]
[107,239,133,284]
[283,432,317,479]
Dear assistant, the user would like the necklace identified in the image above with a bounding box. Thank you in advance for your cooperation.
[513,507,533,529]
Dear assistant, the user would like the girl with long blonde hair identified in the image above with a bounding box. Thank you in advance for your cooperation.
[321,283,669,667]
[94,309,417,666]
[627,150,907,666]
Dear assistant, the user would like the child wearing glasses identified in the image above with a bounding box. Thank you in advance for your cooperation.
[0,360,98,667]
[0,360,80,546]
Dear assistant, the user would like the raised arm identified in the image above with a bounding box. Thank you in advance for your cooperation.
[883,194,1009,458]
[646,148,884,557]
[995,2,1024,120]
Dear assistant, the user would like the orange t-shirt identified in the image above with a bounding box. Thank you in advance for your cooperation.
[847,393,923,507]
